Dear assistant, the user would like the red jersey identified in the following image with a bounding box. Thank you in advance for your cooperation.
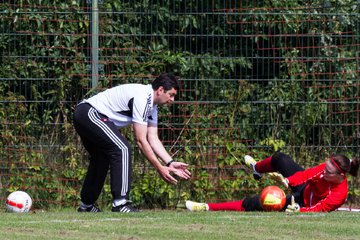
[287,163,348,212]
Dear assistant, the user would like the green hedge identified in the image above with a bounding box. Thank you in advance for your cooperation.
[0,0,359,209]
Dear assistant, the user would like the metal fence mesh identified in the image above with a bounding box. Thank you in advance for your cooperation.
[1,1,359,208]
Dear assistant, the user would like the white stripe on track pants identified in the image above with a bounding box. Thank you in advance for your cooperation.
[73,103,132,204]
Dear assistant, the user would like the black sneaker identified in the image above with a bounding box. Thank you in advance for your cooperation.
[253,173,262,180]
[77,205,102,212]
[112,201,139,213]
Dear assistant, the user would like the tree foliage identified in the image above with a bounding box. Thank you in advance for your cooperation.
[0,0,359,208]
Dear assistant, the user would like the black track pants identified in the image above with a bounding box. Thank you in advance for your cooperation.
[242,152,306,211]
[73,103,132,204]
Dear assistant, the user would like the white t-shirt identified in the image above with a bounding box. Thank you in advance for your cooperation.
[84,84,158,128]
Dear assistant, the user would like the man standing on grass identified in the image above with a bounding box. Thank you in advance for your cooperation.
[73,73,191,213]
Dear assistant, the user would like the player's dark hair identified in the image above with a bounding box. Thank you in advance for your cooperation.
[332,154,359,177]
[349,157,359,177]
[151,73,179,91]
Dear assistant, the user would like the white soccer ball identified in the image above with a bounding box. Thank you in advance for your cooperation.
[5,191,32,213]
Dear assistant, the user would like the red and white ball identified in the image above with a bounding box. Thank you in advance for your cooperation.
[260,186,286,211]
[5,191,32,213]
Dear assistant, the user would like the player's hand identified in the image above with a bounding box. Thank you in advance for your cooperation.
[170,168,191,180]
[268,172,289,188]
[158,166,178,184]
[285,195,300,213]
[168,161,191,179]
[157,163,191,185]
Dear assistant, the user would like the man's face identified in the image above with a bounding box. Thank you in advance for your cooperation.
[155,87,177,106]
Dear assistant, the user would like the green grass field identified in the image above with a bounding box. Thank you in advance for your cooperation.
[0,209,359,240]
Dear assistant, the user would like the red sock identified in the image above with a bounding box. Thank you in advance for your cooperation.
[208,200,244,212]
[255,156,274,173]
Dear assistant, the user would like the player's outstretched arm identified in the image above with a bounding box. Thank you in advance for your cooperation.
[133,123,190,184]
[147,124,191,180]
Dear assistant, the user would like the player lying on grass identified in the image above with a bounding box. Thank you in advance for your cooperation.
[186,152,359,213]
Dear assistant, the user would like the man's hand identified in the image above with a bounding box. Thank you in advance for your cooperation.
[285,195,300,213]
[157,162,191,184]
[168,161,191,179]
[268,172,289,188]
[157,166,178,184]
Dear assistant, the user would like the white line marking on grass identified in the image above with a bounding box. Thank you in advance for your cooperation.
[19,218,126,224]
[14,211,351,225]
[337,207,360,212]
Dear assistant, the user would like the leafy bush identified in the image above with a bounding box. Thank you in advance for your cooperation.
[1,0,359,208]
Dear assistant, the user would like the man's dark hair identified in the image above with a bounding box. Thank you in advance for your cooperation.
[151,73,179,91]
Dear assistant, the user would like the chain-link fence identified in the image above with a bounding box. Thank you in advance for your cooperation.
[1,1,359,209]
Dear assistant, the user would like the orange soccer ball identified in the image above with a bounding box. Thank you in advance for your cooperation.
[260,186,286,211]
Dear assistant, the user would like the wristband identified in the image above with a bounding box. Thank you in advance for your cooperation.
[166,160,174,167]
